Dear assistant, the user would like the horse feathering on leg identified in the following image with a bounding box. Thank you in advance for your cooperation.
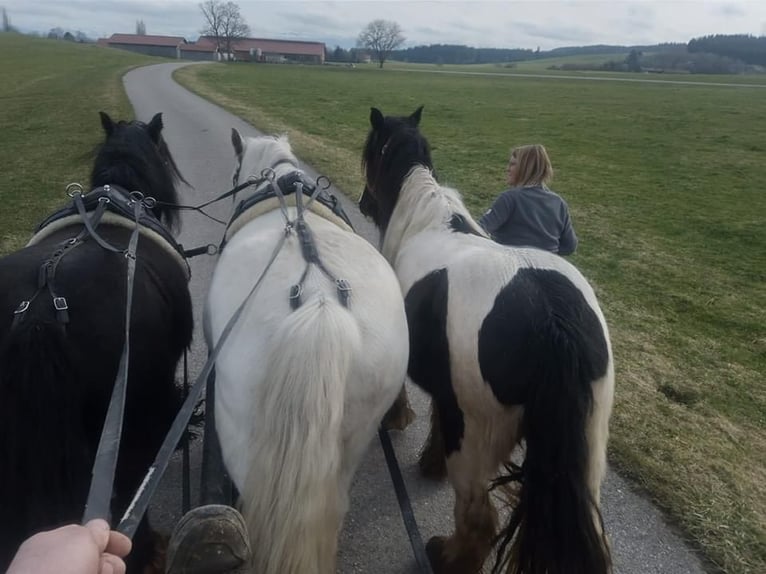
[204,131,409,574]
[360,106,614,574]
[0,112,193,574]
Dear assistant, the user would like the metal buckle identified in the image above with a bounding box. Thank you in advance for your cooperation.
[53,297,68,311]
[14,300,30,314]
[289,284,302,310]
[336,279,351,307]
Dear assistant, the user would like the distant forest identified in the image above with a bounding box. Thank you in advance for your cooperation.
[328,34,766,75]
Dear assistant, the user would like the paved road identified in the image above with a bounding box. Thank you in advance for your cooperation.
[125,62,709,573]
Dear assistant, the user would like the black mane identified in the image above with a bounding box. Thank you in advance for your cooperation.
[361,106,432,233]
[91,113,185,229]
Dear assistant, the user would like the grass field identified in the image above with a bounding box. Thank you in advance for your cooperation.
[0,33,764,573]
[0,33,158,253]
[384,58,766,85]
[174,62,765,573]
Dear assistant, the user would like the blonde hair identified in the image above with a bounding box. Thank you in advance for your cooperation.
[510,144,553,187]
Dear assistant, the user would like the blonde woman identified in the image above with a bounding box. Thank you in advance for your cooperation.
[479,144,578,255]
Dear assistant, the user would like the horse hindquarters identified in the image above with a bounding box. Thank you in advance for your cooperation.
[485,270,613,574]
[0,317,89,570]
[237,298,360,574]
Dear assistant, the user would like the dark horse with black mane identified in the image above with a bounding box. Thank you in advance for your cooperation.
[361,107,615,574]
[0,112,193,573]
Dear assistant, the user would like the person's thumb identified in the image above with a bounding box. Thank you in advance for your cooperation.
[84,519,111,552]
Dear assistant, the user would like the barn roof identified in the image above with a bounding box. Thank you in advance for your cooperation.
[106,34,187,47]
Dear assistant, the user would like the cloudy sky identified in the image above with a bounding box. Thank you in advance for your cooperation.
[4,1,766,51]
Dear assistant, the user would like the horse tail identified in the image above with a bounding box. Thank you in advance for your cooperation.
[493,302,612,574]
[0,317,88,566]
[240,296,359,574]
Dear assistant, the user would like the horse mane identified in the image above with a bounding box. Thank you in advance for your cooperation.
[90,119,185,229]
[237,134,299,186]
[382,166,486,261]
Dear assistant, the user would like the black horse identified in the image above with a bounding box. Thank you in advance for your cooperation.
[0,112,193,573]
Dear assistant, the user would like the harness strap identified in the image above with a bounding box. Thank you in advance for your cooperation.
[378,428,434,574]
[117,223,290,538]
[287,179,352,309]
[74,194,124,253]
[82,198,143,524]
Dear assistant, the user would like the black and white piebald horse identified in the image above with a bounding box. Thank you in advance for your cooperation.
[361,107,614,574]
[0,113,193,573]
[204,132,409,573]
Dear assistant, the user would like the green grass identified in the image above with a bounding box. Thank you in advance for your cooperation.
[174,62,766,573]
[0,33,159,253]
[381,57,766,85]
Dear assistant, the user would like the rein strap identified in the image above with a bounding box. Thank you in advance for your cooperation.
[82,196,144,524]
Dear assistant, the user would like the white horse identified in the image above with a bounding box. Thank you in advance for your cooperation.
[361,107,615,574]
[204,131,409,574]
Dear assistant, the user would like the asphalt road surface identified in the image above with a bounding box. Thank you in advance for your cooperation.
[125,62,709,573]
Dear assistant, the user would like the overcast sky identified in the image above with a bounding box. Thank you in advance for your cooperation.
[4,1,766,51]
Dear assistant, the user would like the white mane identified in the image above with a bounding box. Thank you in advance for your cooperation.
[381,165,487,262]
[237,134,298,195]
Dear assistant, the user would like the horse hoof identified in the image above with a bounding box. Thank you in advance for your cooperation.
[382,404,416,431]
[426,536,449,573]
[426,535,484,574]
[418,449,447,481]
[166,504,251,574]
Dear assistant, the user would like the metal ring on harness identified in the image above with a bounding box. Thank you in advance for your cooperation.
[128,190,145,204]
[315,175,331,190]
[67,183,84,198]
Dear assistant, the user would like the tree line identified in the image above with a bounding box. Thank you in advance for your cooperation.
[687,34,766,67]
[379,35,766,72]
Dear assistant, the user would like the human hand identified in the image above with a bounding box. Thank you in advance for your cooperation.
[7,519,132,574]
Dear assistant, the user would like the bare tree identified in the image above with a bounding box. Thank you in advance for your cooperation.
[136,19,146,35]
[357,19,405,68]
[199,0,250,60]
[2,7,15,33]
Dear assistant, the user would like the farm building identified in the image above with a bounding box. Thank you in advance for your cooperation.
[196,36,325,64]
[98,34,187,59]
[98,33,325,64]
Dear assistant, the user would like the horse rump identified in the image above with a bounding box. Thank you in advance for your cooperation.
[490,280,612,574]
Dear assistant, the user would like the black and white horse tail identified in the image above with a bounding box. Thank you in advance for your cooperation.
[494,290,612,574]
[0,317,87,558]
[239,296,359,574]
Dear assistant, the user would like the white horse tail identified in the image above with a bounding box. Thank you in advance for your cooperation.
[241,296,359,574]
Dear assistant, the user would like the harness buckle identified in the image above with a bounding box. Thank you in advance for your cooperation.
[53,296,69,323]
[336,279,351,307]
[289,284,302,310]
[14,300,30,314]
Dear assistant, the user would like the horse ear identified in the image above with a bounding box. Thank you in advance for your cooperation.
[370,107,385,131]
[231,128,244,158]
[409,106,424,126]
[147,113,163,143]
[99,111,115,137]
